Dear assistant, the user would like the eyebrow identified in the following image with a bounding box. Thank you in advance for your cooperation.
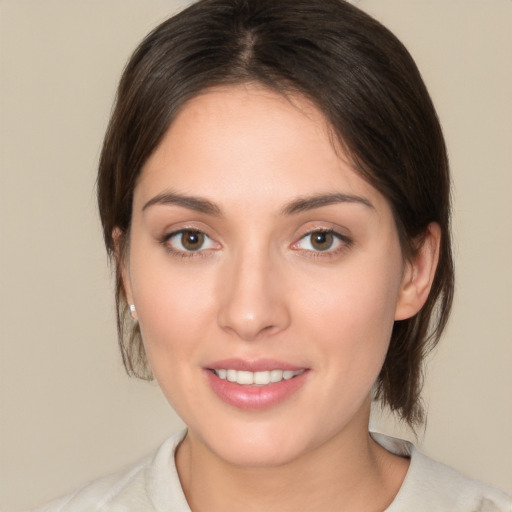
[142,191,374,216]
[142,191,222,216]
[281,192,374,215]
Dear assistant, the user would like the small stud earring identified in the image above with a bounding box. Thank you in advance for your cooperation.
[129,304,138,321]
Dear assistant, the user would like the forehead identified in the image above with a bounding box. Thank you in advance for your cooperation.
[135,85,388,213]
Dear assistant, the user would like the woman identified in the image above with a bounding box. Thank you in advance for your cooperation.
[32,0,511,510]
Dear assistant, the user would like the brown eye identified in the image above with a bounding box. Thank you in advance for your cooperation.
[310,231,335,251]
[164,229,217,254]
[180,230,205,251]
[294,229,349,254]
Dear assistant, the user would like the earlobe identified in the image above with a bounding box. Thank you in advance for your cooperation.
[394,223,441,321]
[112,227,137,320]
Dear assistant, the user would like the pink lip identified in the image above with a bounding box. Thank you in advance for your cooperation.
[203,359,309,410]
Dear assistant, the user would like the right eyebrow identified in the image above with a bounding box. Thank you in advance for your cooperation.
[142,191,222,216]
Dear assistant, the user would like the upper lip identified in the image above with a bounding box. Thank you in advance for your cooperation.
[205,358,306,372]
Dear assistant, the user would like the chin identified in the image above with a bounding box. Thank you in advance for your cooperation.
[189,416,327,468]
[212,438,306,468]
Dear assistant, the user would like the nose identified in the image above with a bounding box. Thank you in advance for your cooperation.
[217,247,291,341]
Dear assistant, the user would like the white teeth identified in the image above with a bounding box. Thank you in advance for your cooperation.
[270,369,283,383]
[253,370,270,385]
[237,371,254,385]
[213,368,304,385]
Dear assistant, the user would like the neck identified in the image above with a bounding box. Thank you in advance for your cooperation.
[175,404,409,512]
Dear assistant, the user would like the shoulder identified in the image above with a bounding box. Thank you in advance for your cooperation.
[29,430,190,512]
[30,460,150,512]
[372,432,512,512]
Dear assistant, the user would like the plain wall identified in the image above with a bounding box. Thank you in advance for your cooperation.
[0,1,510,509]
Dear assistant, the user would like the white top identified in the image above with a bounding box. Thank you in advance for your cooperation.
[31,430,512,512]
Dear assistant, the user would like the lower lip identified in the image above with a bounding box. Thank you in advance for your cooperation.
[204,369,309,410]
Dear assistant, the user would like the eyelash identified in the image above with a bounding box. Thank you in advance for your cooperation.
[161,229,219,259]
[292,229,353,259]
[160,228,352,259]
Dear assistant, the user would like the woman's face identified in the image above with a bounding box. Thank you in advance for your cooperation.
[124,85,412,466]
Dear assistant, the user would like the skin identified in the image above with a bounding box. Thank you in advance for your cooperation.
[121,85,440,511]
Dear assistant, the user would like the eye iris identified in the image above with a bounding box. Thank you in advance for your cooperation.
[311,231,333,251]
[181,231,204,251]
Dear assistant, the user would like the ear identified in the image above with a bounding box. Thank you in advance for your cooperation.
[394,223,441,321]
[113,227,137,321]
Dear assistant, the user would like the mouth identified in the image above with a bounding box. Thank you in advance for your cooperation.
[209,368,305,386]
[204,360,309,410]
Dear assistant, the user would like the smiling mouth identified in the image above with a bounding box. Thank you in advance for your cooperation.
[210,368,305,386]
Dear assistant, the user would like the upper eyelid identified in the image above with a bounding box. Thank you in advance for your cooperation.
[297,227,351,242]
[301,227,343,236]
[162,225,213,239]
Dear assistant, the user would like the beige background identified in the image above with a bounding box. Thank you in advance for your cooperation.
[0,0,511,510]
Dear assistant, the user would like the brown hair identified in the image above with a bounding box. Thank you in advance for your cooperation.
[97,0,454,426]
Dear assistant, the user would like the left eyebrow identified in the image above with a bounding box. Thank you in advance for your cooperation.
[281,193,375,215]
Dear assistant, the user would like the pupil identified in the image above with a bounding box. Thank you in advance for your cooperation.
[182,231,203,250]
[312,232,333,251]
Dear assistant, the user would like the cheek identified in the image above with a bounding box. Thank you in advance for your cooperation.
[132,263,217,415]
[305,259,401,334]
[300,250,403,372]
[128,247,216,366]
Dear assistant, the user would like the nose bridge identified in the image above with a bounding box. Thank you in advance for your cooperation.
[217,240,289,341]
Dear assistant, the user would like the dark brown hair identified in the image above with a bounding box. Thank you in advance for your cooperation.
[97,0,454,425]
